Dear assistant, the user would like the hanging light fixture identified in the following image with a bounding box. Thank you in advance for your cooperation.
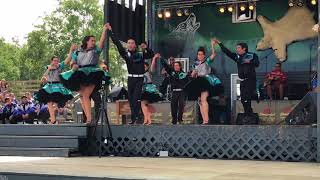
[219,6,226,13]
[288,0,294,7]
[311,0,317,5]
[227,5,233,12]
[176,9,183,16]
[184,9,190,16]
[164,9,171,18]
[239,4,246,11]
[157,9,163,18]
[248,2,255,10]
[297,0,304,6]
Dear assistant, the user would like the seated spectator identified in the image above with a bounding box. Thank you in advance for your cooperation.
[25,92,34,103]
[9,93,17,104]
[264,63,287,100]
[1,97,16,124]
[34,102,50,124]
[11,95,36,124]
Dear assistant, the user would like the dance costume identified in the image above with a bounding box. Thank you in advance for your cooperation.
[35,63,73,108]
[218,43,259,113]
[161,58,188,124]
[141,71,162,103]
[60,47,111,91]
[184,57,223,100]
[109,30,154,123]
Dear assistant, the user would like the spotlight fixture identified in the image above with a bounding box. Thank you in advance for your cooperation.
[288,0,294,7]
[176,9,183,16]
[219,6,225,13]
[239,4,246,11]
[297,0,303,6]
[248,2,255,10]
[184,9,190,16]
[164,9,171,18]
[157,9,163,18]
[311,0,317,5]
[227,5,233,12]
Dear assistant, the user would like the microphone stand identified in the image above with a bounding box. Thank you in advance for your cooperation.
[261,50,275,75]
[309,43,316,90]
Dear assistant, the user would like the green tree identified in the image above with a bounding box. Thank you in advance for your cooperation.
[19,30,51,80]
[22,0,127,84]
[0,38,21,80]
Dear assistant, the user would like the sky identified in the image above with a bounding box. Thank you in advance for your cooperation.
[0,0,106,44]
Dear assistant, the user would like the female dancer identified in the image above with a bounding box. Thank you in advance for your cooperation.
[60,24,109,125]
[185,40,222,124]
[34,45,75,124]
[141,54,162,125]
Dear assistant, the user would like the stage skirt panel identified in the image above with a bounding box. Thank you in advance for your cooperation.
[59,66,111,91]
[141,83,163,103]
[34,83,73,108]
[184,74,223,100]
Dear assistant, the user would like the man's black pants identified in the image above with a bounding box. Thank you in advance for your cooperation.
[171,91,186,124]
[128,77,144,123]
[240,78,256,114]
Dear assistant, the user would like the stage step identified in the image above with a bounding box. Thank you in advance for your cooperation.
[0,124,87,157]
[0,147,75,157]
[0,124,87,137]
[0,136,79,148]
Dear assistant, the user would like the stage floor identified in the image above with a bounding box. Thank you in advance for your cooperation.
[0,157,319,180]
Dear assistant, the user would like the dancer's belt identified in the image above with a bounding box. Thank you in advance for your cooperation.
[172,88,183,92]
[239,78,248,82]
[47,81,60,84]
[128,74,144,78]
[79,64,96,68]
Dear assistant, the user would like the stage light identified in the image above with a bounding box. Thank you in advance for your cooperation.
[227,5,233,12]
[184,9,190,16]
[239,4,246,11]
[248,3,255,10]
[288,0,294,7]
[297,0,303,6]
[176,9,183,16]
[311,0,317,5]
[219,6,225,13]
[164,9,171,18]
[157,9,163,18]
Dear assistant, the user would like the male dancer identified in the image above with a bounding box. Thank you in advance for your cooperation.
[106,23,154,124]
[213,39,259,114]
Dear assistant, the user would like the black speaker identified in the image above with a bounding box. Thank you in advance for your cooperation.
[285,92,317,125]
[287,83,308,100]
[108,87,128,102]
[236,113,259,125]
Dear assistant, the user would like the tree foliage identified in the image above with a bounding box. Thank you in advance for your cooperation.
[0,0,127,85]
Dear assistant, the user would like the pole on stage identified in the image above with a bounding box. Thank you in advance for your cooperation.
[316,2,320,162]
[103,0,110,66]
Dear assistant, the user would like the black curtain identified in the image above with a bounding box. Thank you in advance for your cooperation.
[108,0,145,44]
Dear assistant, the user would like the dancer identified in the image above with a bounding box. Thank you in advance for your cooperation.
[213,39,259,114]
[106,23,154,124]
[60,24,109,125]
[141,54,162,125]
[35,46,75,124]
[184,41,222,125]
[157,55,188,124]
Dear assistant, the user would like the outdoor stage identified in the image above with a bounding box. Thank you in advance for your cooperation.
[0,156,319,180]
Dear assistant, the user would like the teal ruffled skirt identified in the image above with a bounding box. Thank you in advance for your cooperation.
[59,66,111,91]
[184,74,224,100]
[34,83,73,108]
[141,83,163,103]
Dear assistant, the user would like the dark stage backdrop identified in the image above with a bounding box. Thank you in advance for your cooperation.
[107,0,145,44]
